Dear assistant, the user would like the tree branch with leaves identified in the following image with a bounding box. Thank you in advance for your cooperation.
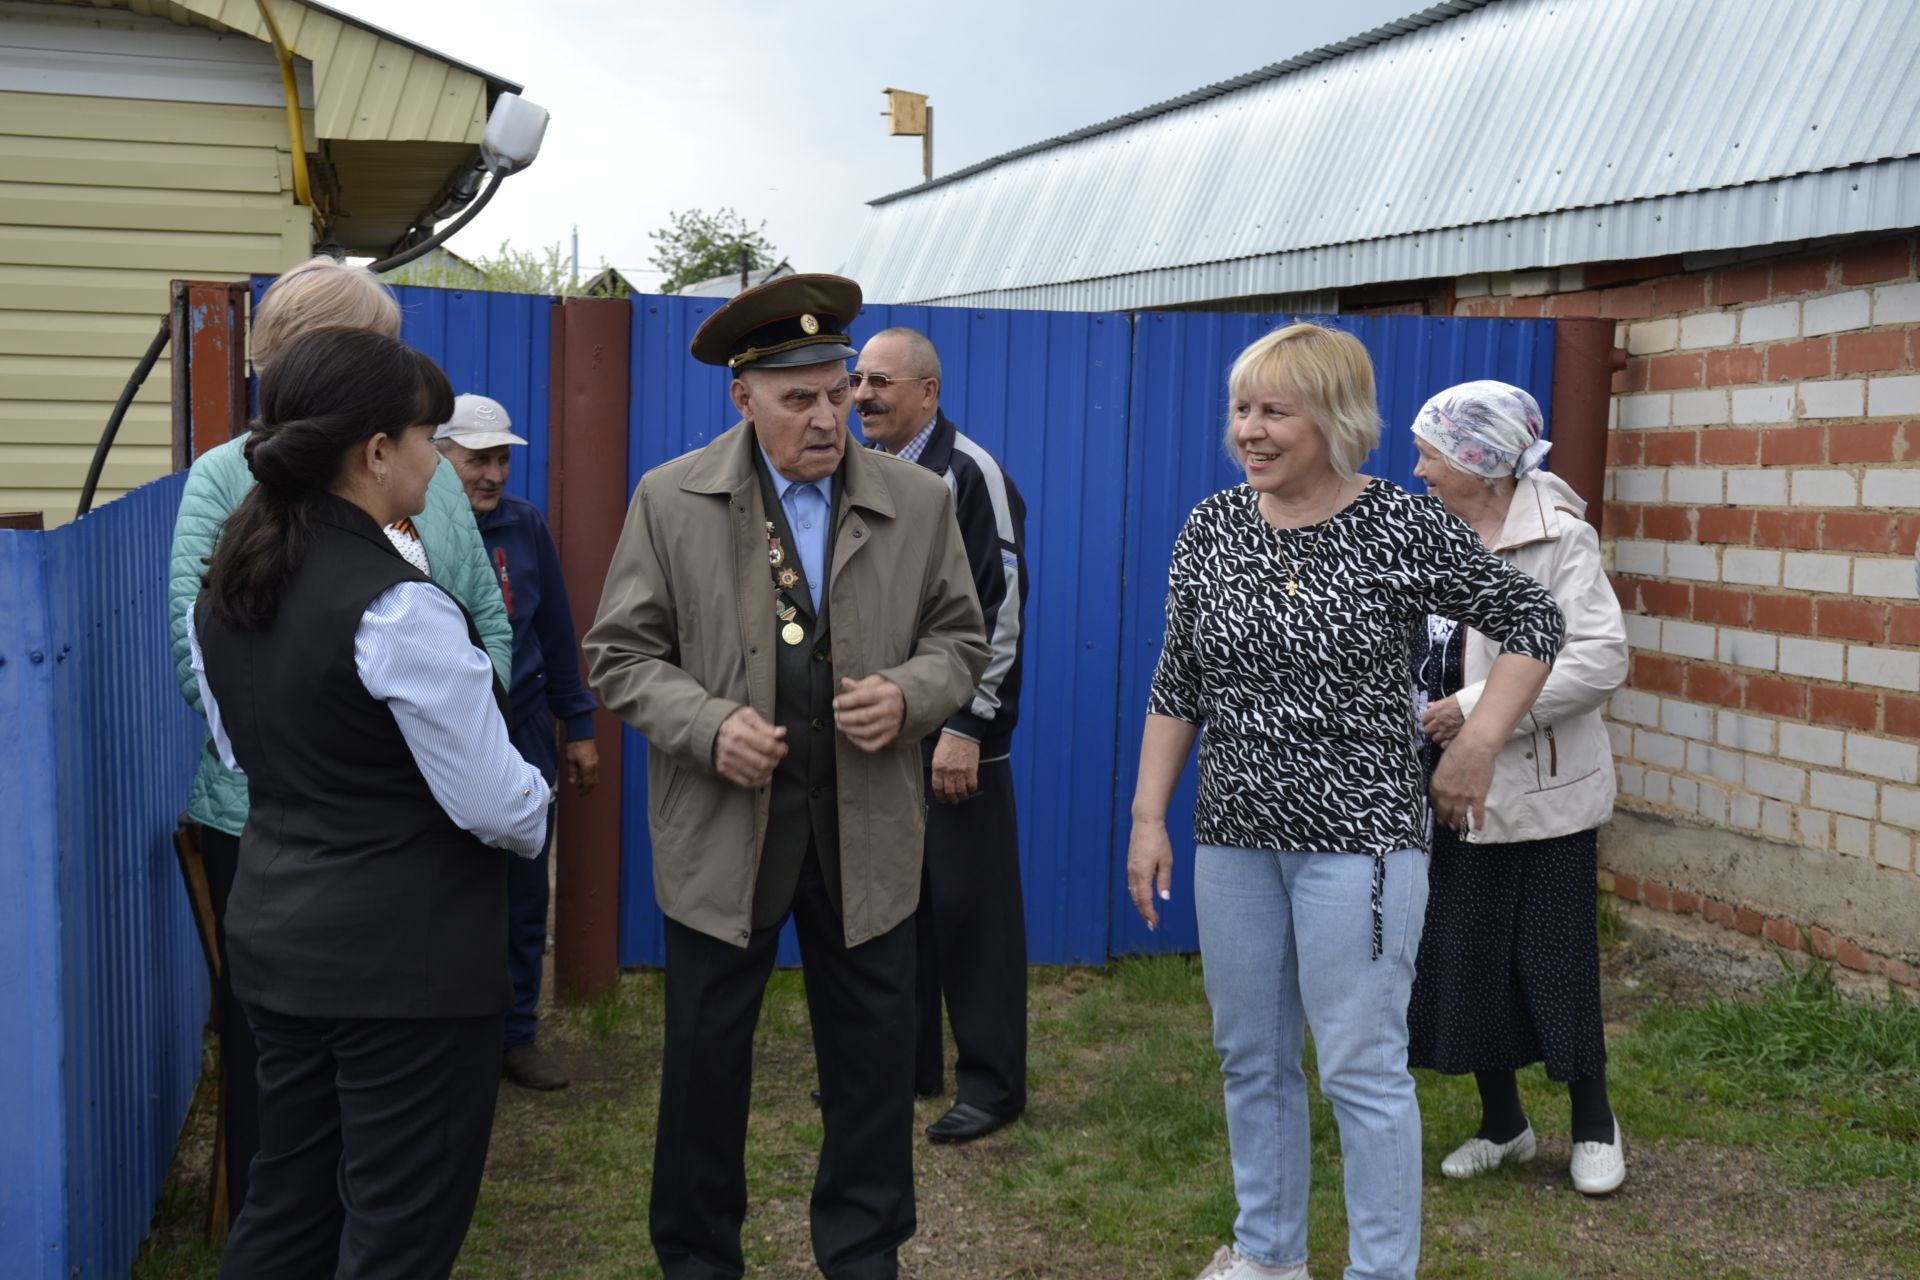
[647,207,780,295]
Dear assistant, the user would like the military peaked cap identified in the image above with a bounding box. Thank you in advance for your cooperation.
[689,273,863,371]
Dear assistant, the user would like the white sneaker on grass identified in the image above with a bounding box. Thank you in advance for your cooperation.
[1193,1244,1310,1279]
[1571,1119,1627,1195]
[1440,1123,1538,1179]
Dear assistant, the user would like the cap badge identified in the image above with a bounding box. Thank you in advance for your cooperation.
[799,313,820,336]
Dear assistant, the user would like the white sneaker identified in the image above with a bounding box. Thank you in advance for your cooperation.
[1571,1119,1626,1195]
[1440,1124,1538,1179]
[1193,1244,1310,1280]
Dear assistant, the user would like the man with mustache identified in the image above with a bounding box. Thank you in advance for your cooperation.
[585,274,988,1280]
[853,328,1031,1144]
[435,395,600,1093]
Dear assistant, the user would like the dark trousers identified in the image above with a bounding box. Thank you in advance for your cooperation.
[217,1006,502,1280]
[200,825,259,1228]
[913,757,1028,1116]
[506,710,559,1047]
[652,850,916,1280]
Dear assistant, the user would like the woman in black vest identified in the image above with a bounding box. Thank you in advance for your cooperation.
[190,328,551,1280]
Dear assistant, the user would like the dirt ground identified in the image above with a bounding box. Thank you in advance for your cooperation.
[137,914,1916,1279]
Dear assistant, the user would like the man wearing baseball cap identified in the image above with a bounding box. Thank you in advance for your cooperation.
[584,273,988,1280]
[436,393,599,1092]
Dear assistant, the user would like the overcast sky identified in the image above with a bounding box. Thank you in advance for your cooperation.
[328,0,1419,287]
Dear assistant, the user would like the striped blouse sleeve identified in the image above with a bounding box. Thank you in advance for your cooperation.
[1398,497,1565,665]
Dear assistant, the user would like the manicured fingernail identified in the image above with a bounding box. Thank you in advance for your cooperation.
[1159,889,1170,900]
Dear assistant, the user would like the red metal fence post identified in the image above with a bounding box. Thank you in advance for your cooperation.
[549,297,631,1001]
[169,280,251,466]
[1549,317,1625,535]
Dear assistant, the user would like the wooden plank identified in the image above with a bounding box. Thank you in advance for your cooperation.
[0,182,292,234]
[0,133,283,193]
[0,400,171,447]
[0,309,188,359]
[0,264,199,316]
[317,25,377,140]
[387,55,447,141]
[0,445,172,488]
[0,224,291,273]
[0,92,285,148]
[0,351,177,402]
[427,68,485,143]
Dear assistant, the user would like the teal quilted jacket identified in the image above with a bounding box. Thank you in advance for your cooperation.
[169,433,514,836]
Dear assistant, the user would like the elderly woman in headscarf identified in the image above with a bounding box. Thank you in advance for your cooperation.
[1404,381,1631,1196]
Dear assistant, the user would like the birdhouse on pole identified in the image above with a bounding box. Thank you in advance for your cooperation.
[881,87,933,182]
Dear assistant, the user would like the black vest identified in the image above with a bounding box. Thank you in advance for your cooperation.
[196,496,510,1019]
[752,455,842,927]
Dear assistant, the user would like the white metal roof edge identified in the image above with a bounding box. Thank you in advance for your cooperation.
[860,158,1920,310]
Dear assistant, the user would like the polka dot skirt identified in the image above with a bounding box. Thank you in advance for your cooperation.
[1407,825,1608,1082]
[1409,613,1606,1083]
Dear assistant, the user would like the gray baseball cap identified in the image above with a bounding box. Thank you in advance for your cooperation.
[434,394,527,449]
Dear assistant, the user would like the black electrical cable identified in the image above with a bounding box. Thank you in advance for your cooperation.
[75,315,173,519]
[368,170,502,274]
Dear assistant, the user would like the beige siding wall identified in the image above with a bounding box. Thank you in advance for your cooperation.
[0,90,309,525]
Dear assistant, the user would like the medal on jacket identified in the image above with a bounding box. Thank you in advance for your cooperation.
[767,521,806,645]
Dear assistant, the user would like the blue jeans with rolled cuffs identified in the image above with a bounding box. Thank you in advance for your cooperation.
[1193,844,1429,1280]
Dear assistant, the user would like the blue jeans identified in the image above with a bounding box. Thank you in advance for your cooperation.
[1193,845,1429,1280]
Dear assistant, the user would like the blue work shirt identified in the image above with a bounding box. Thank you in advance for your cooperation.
[759,445,832,614]
[473,495,597,767]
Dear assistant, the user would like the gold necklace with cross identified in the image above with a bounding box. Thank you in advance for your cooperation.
[1268,518,1327,597]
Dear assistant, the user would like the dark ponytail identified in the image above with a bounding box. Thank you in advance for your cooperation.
[202,328,453,629]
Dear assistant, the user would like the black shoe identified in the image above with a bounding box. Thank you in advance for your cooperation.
[503,1043,569,1091]
[926,1102,1018,1144]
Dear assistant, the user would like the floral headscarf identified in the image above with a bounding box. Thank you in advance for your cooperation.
[1411,380,1550,479]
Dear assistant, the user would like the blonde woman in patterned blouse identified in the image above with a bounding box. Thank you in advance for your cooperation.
[1125,324,1564,1280]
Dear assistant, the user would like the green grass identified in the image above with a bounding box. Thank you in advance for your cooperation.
[133,942,1920,1278]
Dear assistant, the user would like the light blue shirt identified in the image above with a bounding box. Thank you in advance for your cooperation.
[760,445,832,614]
[190,581,553,859]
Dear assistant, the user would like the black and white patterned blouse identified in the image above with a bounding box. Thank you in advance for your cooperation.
[1148,481,1564,952]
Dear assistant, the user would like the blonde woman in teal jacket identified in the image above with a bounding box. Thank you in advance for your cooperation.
[166,257,511,1232]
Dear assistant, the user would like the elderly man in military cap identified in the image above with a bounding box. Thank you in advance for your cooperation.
[584,273,987,1280]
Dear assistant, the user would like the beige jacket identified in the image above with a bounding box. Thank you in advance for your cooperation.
[583,421,988,948]
[1452,471,1628,844]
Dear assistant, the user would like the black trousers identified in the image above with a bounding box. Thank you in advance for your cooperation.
[200,825,259,1228]
[913,757,1028,1116]
[216,1006,502,1280]
[652,849,916,1280]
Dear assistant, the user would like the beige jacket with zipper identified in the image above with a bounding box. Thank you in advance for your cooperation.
[1452,471,1628,844]
[583,421,988,949]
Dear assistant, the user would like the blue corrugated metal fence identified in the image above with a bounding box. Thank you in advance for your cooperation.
[0,472,206,1279]
[609,301,1556,965]
[1110,313,1557,955]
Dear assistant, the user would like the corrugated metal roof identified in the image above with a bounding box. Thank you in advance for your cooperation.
[844,0,1920,307]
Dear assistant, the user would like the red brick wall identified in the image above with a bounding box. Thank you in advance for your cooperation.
[1448,237,1920,975]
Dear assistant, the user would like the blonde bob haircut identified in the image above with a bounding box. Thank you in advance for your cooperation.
[251,256,402,371]
[1225,322,1381,482]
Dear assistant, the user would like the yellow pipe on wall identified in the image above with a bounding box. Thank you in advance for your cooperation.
[253,0,313,208]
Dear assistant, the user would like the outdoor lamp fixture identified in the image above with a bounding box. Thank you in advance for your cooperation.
[374,92,552,272]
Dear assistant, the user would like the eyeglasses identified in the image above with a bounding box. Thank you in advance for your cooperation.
[847,372,931,391]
